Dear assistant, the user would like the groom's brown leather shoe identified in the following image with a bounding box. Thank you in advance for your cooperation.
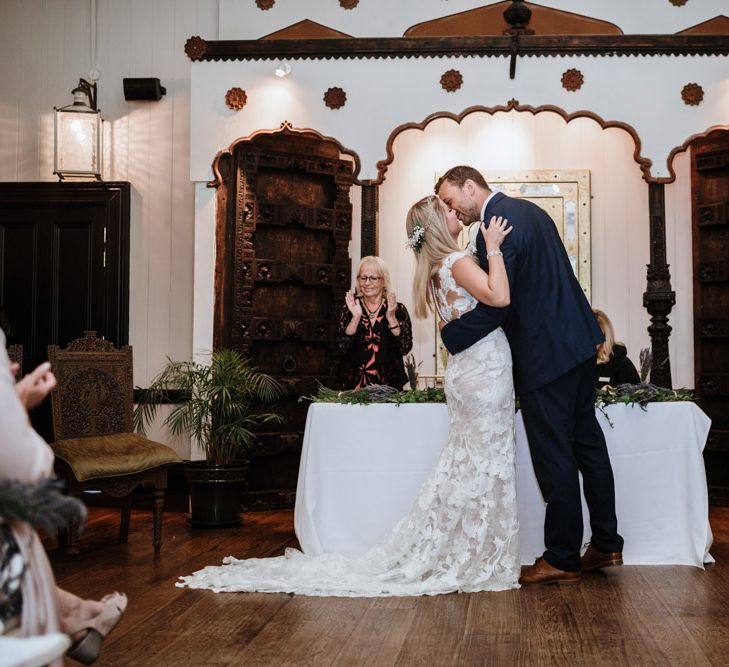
[581,544,623,571]
[519,558,580,585]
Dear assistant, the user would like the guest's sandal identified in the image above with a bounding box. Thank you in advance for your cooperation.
[66,592,128,665]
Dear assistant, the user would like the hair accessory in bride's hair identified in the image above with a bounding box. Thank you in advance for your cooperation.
[406,225,427,252]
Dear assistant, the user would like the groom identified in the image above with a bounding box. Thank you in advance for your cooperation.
[436,165,624,584]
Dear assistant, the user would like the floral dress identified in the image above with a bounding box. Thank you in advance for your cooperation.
[335,300,413,390]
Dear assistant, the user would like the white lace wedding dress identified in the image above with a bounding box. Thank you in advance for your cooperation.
[178,251,520,596]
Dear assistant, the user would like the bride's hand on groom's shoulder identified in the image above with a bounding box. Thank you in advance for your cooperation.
[481,216,512,252]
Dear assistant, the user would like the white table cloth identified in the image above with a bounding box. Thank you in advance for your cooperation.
[294,402,713,567]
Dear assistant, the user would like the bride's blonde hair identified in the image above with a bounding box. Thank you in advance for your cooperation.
[405,195,463,319]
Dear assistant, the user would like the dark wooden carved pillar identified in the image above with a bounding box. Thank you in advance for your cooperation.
[643,182,675,388]
[361,181,378,257]
[691,132,729,504]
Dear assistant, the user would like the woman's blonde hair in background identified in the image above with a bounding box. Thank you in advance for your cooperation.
[593,308,624,364]
[354,256,392,298]
[405,195,466,319]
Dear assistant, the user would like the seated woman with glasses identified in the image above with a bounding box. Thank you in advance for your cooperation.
[336,256,413,390]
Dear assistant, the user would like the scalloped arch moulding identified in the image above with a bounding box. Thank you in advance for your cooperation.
[189,53,729,184]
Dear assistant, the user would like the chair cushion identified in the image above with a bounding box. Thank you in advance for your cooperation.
[52,433,182,482]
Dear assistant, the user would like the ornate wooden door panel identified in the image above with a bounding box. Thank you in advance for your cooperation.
[692,132,729,504]
[215,129,353,509]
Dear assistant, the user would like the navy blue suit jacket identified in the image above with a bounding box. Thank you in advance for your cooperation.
[440,192,603,394]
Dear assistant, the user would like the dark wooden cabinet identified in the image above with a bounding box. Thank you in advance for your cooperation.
[0,182,130,440]
[691,133,729,504]
[214,129,354,509]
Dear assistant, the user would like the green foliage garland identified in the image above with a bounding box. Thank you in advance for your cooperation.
[595,382,694,426]
[304,382,694,417]
[301,383,445,405]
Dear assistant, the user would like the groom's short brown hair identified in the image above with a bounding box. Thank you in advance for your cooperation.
[435,165,490,193]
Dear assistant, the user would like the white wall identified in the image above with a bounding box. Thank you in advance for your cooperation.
[0,0,219,456]
[665,150,695,389]
[377,111,658,382]
[0,0,218,387]
[195,1,729,182]
[190,55,729,184]
[219,0,729,39]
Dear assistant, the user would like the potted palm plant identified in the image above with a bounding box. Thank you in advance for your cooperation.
[134,349,284,528]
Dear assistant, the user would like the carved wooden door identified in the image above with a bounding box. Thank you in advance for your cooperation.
[215,128,353,509]
[691,131,729,504]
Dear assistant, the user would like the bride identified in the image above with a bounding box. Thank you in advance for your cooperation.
[179,195,519,597]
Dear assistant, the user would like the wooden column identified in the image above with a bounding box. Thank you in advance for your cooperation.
[643,182,676,388]
[361,182,378,257]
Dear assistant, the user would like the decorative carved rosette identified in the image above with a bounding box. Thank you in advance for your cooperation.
[324,87,347,110]
[561,68,584,92]
[339,0,359,8]
[225,87,248,111]
[440,69,463,92]
[669,0,688,6]
[681,83,704,106]
[256,0,275,9]
[184,36,207,60]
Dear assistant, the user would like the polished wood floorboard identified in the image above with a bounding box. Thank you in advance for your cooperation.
[50,507,729,666]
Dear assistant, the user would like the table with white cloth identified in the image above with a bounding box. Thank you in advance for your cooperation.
[294,402,713,567]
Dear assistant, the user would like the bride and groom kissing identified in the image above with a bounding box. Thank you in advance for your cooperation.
[179,165,623,595]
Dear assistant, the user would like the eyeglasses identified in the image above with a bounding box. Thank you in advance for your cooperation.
[357,275,382,283]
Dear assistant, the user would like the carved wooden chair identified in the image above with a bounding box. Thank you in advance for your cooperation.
[48,332,181,555]
[7,344,22,377]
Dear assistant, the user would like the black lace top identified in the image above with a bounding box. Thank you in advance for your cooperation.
[335,301,413,390]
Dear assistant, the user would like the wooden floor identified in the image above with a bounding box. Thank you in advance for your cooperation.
[50,506,729,666]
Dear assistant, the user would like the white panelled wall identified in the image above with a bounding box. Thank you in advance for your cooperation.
[0,0,218,385]
[0,0,219,456]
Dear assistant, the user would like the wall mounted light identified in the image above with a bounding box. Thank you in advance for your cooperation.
[274,62,292,78]
[53,79,102,180]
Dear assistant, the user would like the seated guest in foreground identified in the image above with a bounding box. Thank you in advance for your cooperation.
[0,331,127,666]
[336,255,413,390]
[593,308,641,388]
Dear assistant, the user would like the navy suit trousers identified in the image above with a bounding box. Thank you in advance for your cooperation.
[519,356,624,571]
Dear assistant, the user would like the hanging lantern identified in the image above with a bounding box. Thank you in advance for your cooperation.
[53,79,102,180]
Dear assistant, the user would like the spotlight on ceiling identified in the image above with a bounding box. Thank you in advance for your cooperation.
[274,62,292,78]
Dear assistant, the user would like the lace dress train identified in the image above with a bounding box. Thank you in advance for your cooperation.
[178,251,520,596]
